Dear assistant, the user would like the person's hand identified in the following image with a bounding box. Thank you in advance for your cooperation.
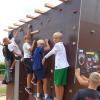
[75,68,80,76]
[32,40,36,47]
[32,40,36,44]
[13,31,18,37]
[42,57,46,65]
[45,39,49,43]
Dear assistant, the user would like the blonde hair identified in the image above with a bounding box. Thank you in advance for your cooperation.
[37,39,45,45]
[53,32,63,38]
[89,72,100,84]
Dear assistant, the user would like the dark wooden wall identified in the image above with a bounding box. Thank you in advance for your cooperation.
[6,0,100,100]
[79,0,100,49]
[74,0,100,97]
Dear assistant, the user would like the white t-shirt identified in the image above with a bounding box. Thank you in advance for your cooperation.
[8,41,22,57]
[45,42,69,69]
[23,42,32,58]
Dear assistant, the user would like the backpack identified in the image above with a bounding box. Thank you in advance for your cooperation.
[2,45,14,60]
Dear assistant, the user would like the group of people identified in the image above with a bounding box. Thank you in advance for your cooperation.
[1,31,100,100]
[2,32,69,100]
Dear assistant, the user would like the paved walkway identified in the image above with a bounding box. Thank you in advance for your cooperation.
[0,96,6,100]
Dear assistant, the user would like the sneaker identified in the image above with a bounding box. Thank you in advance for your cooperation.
[9,68,14,73]
[7,80,13,84]
[31,80,37,85]
[33,93,40,100]
[45,96,54,100]
[2,80,8,85]
[25,87,32,95]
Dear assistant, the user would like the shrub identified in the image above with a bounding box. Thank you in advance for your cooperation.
[0,63,5,75]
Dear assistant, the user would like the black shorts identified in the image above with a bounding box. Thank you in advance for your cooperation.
[24,58,33,74]
[15,56,21,60]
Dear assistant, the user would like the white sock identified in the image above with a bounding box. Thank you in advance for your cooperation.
[45,94,48,99]
[37,93,40,98]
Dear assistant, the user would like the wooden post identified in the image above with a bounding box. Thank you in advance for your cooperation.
[14,60,20,100]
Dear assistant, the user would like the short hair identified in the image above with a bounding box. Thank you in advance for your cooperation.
[37,39,45,45]
[89,72,100,84]
[3,37,8,43]
[53,32,63,38]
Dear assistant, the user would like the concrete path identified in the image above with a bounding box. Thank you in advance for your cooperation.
[0,96,6,100]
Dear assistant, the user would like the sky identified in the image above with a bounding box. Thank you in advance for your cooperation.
[0,0,61,62]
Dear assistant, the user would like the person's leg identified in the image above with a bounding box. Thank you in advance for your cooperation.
[27,73,32,88]
[10,60,16,69]
[59,86,64,100]
[4,60,7,80]
[25,73,33,94]
[43,78,48,99]
[4,59,12,83]
[37,80,41,98]
[55,85,60,100]
[25,58,33,87]
[31,73,37,85]
[24,58,33,94]
[54,68,68,100]
[6,59,12,82]
[2,60,7,84]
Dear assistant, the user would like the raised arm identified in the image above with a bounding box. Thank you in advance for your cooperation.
[28,40,35,52]
[42,44,58,64]
[44,39,50,51]
[75,68,89,87]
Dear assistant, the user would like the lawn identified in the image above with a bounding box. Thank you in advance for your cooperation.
[0,86,6,96]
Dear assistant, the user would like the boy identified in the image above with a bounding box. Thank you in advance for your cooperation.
[42,32,69,100]
[2,37,22,82]
[32,39,50,99]
[23,35,35,94]
[73,71,100,100]
[75,67,100,92]
[1,39,14,84]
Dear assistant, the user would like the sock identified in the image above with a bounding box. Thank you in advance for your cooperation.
[45,94,48,99]
[27,87,30,89]
[37,93,40,98]
[27,86,31,88]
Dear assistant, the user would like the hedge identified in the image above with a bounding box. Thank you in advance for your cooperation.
[0,63,5,75]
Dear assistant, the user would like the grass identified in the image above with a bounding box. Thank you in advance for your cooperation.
[0,86,6,96]
[0,63,6,96]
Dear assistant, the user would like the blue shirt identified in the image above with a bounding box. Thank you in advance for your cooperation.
[32,47,44,70]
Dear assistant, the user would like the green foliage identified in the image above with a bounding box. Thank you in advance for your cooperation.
[0,63,5,69]
[0,63,5,75]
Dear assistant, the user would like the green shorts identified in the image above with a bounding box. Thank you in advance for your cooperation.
[54,68,68,86]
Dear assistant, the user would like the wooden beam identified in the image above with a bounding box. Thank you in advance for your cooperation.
[59,0,69,2]
[30,30,40,35]
[45,3,55,9]
[13,23,23,26]
[35,9,45,14]
[3,29,13,32]
[19,19,28,23]
[26,14,35,19]
[8,26,18,29]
